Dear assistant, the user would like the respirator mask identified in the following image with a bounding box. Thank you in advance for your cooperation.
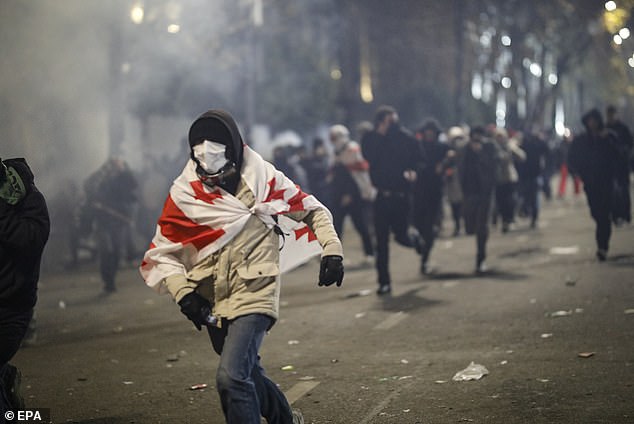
[191,140,237,187]
[0,159,27,205]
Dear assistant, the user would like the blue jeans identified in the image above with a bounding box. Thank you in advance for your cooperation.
[207,314,293,424]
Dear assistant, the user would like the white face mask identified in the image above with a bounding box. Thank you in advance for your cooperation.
[193,140,228,173]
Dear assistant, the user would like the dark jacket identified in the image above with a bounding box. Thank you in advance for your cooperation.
[458,140,499,197]
[361,125,422,193]
[516,135,549,180]
[569,110,619,189]
[415,139,449,197]
[0,159,50,310]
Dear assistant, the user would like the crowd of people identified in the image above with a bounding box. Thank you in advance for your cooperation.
[271,104,632,294]
[57,104,633,299]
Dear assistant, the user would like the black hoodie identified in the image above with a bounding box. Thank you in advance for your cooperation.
[569,109,619,188]
[0,158,50,310]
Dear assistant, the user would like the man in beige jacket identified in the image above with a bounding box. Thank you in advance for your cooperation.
[141,110,344,424]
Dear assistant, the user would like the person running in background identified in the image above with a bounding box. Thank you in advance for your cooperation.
[84,158,138,293]
[362,105,423,295]
[445,126,467,236]
[329,124,375,265]
[413,119,449,274]
[493,128,525,233]
[457,126,500,273]
[556,129,582,200]
[605,105,633,224]
[516,131,549,229]
[569,108,620,261]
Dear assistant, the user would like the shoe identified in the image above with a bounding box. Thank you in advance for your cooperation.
[476,261,488,274]
[103,285,117,294]
[360,255,374,268]
[3,364,25,410]
[596,249,607,262]
[292,408,305,424]
[501,223,509,233]
[376,284,391,295]
[420,262,430,275]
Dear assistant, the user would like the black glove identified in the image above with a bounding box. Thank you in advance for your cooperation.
[318,255,344,287]
[177,291,211,331]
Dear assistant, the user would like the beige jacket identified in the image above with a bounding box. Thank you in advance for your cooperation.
[163,177,342,323]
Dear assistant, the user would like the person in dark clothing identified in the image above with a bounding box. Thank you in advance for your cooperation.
[272,146,309,192]
[493,128,525,233]
[516,132,549,229]
[0,158,50,420]
[445,127,467,236]
[300,138,331,207]
[413,119,449,274]
[569,109,621,261]
[362,105,423,294]
[329,125,375,263]
[84,158,138,293]
[457,127,499,273]
[606,105,633,224]
[557,130,582,199]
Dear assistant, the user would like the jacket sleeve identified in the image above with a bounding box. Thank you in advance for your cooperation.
[163,274,198,303]
[286,208,343,258]
[0,189,50,255]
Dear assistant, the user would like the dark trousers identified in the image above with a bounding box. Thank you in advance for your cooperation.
[614,164,631,223]
[450,202,462,234]
[463,193,493,263]
[208,314,293,424]
[585,186,612,252]
[96,224,126,291]
[374,193,415,286]
[414,192,443,264]
[496,183,517,225]
[520,177,540,225]
[332,200,374,256]
[1,307,33,422]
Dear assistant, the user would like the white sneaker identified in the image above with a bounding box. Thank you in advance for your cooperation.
[292,408,304,424]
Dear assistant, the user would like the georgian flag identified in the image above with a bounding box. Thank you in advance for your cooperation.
[139,146,327,294]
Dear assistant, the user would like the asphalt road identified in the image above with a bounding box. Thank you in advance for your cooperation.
[11,195,634,424]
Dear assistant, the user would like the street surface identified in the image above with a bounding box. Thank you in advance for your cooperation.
[12,195,634,423]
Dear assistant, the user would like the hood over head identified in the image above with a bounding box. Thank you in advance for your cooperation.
[188,109,244,170]
[3,158,34,187]
[418,118,442,136]
[581,108,604,131]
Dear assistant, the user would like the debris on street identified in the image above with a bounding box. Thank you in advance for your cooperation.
[452,362,489,381]
[549,246,579,255]
[549,310,573,317]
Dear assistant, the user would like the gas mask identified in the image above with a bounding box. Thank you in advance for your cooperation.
[0,160,27,205]
[191,140,237,187]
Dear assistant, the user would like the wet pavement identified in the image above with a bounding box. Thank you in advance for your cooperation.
[12,196,634,423]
